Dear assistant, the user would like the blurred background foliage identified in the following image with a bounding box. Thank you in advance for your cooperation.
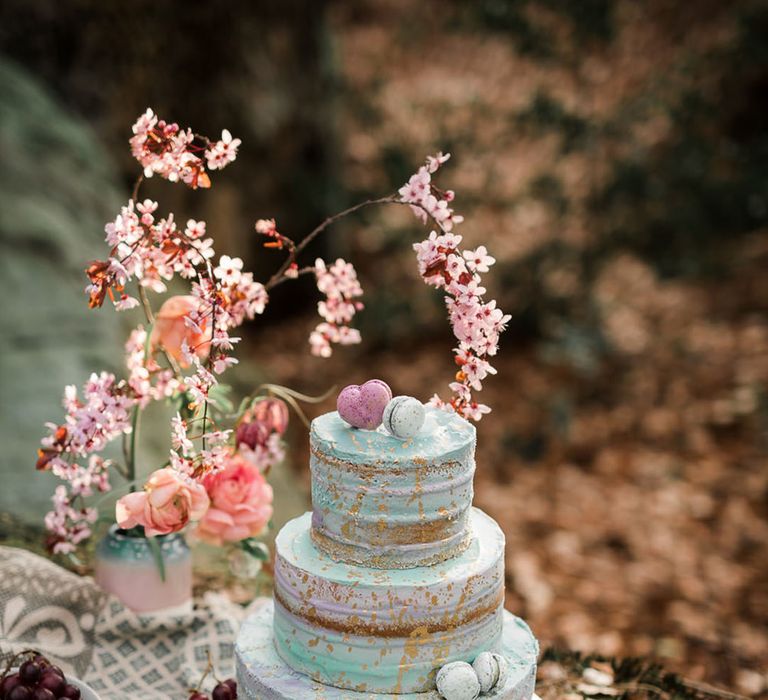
[1,0,767,693]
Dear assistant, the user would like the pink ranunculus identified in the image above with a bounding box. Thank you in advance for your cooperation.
[235,397,289,450]
[149,295,211,366]
[116,468,210,537]
[250,397,289,436]
[196,454,273,546]
[234,420,270,451]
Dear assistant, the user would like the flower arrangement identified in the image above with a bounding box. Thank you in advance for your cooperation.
[36,108,509,560]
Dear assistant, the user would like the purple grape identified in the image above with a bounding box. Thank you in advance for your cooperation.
[31,689,54,700]
[58,686,80,700]
[38,672,65,695]
[0,673,21,697]
[31,655,49,669]
[7,686,32,700]
[223,679,237,698]
[18,663,41,686]
[211,684,232,700]
[47,668,64,681]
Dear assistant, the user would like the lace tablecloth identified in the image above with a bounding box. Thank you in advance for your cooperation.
[0,546,248,699]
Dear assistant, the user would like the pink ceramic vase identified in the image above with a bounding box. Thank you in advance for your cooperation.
[94,525,192,614]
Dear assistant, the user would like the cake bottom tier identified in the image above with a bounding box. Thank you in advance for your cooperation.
[236,599,538,700]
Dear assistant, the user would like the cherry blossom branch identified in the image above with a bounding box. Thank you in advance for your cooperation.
[265,266,320,291]
[40,108,506,556]
[264,196,453,292]
[138,286,154,323]
[201,262,218,454]
[131,174,144,203]
[265,196,398,290]
[40,110,246,554]
[265,152,508,418]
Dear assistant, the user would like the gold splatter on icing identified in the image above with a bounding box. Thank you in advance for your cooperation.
[393,626,431,693]
[273,588,503,638]
[310,445,465,477]
[310,522,472,569]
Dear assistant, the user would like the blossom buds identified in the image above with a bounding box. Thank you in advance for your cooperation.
[36,449,56,471]
[36,425,68,470]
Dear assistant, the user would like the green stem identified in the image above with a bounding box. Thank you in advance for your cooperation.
[127,405,141,489]
[146,535,166,582]
[127,316,155,489]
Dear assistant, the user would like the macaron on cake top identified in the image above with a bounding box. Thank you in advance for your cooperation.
[382,395,426,439]
[336,379,392,430]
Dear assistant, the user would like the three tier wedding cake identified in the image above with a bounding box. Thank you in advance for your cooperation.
[236,384,538,700]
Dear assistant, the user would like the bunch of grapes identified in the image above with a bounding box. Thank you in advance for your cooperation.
[188,678,237,700]
[0,653,81,700]
[186,650,237,700]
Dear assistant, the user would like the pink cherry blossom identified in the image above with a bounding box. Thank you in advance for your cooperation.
[400,153,508,420]
[184,358,218,408]
[129,109,239,189]
[206,129,241,171]
[171,413,194,456]
[310,258,364,356]
[255,218,277,235]
[214,255,244,285]
[463,245,496,273]
[45,485,99,554]
[238,432,286,473]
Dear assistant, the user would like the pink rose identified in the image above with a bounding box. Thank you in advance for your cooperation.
[116,468,210,537]
[149,295,211,366]
[196,454,273,545]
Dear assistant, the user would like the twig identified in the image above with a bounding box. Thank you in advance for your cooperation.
[138,286,155,324]
[679,679,752,700]
[131,174,144,203]
[189,649,214,694]
[263,195,452,291]
[265,196,397,290]
[265,265,315,291]
[1,649,38,680]
[201,261,218,454]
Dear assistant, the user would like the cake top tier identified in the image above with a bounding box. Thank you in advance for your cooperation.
[309,407,477,569]
[310,406,476,466]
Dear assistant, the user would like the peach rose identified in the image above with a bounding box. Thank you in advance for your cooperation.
[116,468,210,537]
[196,454,273,545]
[149,295,211,366]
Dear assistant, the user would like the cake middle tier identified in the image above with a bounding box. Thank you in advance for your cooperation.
[310,408,476,568]
[273,508,505,694]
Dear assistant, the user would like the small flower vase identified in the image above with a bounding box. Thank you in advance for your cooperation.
[94,525,192,614]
